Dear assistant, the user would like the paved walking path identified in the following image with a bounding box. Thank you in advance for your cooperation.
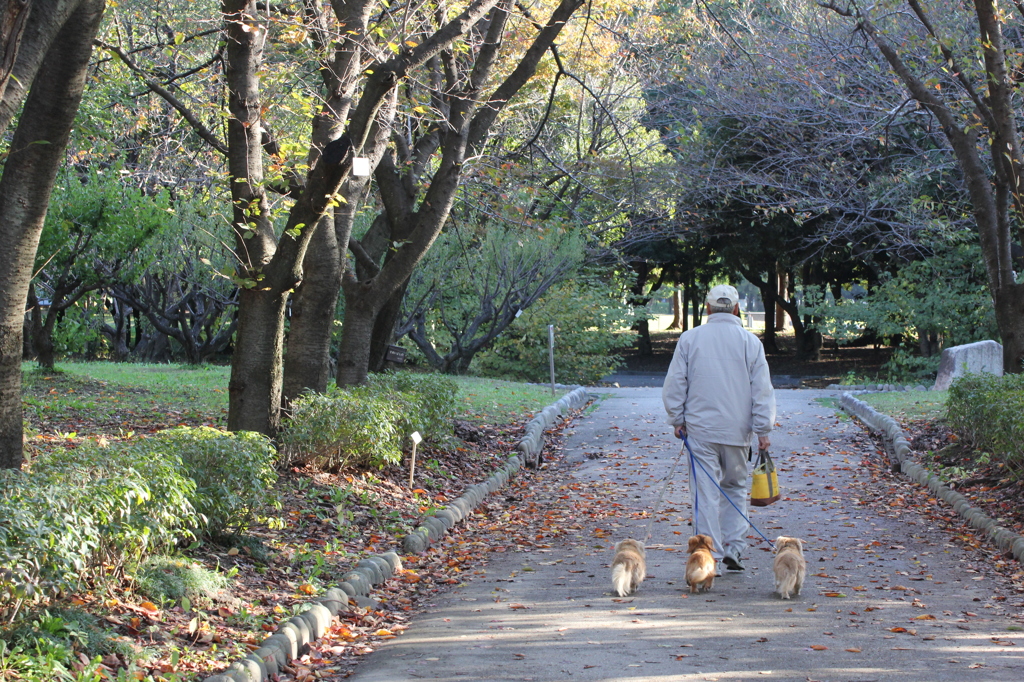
[347,387,1024,681]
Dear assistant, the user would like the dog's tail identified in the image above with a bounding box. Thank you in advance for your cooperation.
[776,570,798,600]
[612,563,633,597]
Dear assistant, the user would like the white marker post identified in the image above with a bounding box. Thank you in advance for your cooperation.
[548,324,556,396]
[408,431,423,487]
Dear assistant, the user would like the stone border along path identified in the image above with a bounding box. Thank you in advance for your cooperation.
[839,391,1024,565]
[403,387,589,554]
[203,386,590,682]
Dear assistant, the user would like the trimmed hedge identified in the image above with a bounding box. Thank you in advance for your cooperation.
[946,373,1024,480]
[282,371,458,471]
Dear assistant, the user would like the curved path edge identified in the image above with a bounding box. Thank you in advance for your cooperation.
[203,386,590,682]
[402,386,590,554]
[839,391,1024,564]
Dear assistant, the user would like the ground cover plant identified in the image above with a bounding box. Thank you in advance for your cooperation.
[6,362,572,681]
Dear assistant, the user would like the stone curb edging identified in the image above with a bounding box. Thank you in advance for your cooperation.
[827,383,931,393]
[839,392,1024,564]
[202,551,402,682]
[203,386,591,680]
[402,386,590,555]
[516,387,590,468]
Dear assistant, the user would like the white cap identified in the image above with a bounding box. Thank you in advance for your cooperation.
[706,284,739,308]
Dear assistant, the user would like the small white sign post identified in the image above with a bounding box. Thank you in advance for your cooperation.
[548,324,556,396]
[408,431,423,487]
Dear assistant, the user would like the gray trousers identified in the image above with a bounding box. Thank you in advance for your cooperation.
[685,436,750,560]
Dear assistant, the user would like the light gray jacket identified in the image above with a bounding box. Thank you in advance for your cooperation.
[662,313,776,446]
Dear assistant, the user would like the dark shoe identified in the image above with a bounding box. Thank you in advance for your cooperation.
[722,555,744,571]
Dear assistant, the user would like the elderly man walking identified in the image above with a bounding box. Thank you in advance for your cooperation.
[662,284,776,571]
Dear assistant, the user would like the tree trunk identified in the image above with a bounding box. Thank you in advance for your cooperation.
[282,215,341,407]
[917,328,940,357]
[0,0,104,469]
[0,0,84,133]
[228,287,289,433]
[742,266,779,355]
[775,265,787,331]
[681,284,690,332]
[994,285,1024,373]
[101,297,132,361]
[35,307,56,369]
[628,261,655,356]
[668,288,683,329]
[22,282,38,360]
[367,277,409,374]
[336,289,378,385]
[634,315,651,352]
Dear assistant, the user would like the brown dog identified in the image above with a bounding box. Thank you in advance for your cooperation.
[773,536,806,599]
[611,539,646,597]
[686,534,716,593]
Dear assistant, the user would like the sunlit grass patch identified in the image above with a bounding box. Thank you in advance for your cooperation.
[454,376,566,426]
[856,390,947,422]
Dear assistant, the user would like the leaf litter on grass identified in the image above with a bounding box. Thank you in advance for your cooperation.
[20,392,621,681]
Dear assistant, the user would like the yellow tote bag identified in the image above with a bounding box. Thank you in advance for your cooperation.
[750,449,780,507]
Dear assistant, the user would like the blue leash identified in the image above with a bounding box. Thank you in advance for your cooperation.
[683,436,776,549]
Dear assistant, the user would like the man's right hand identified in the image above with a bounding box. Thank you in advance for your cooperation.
[758,434,771,450]
[674,425,687,440]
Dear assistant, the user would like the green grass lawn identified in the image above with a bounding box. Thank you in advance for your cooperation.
[450,376,565,425]
[22,362,564,432]
[856,389,948,422]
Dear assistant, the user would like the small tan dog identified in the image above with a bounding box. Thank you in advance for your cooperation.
[611,539,646,596]
[773,536,806,599]
[685,534,716,593]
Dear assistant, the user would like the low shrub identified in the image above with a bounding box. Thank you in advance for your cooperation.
[135,555,230,603]
[282,372,458,470]
[282,386,402,470]
[473,278,640,384]
[946,373,1024,480]
[132,427,278,535]
[31,442,199,557]
[881,348,941,383]
[1,428,271,618]
[2,446,198,617]
[0,607,137,682]
[366,371,458,438]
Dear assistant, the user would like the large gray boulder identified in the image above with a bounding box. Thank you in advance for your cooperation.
[932,340,1002,390]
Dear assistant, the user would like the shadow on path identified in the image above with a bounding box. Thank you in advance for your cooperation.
[345,387,1023,682]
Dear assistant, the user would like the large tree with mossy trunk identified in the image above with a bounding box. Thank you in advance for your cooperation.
[0,0,108,470]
